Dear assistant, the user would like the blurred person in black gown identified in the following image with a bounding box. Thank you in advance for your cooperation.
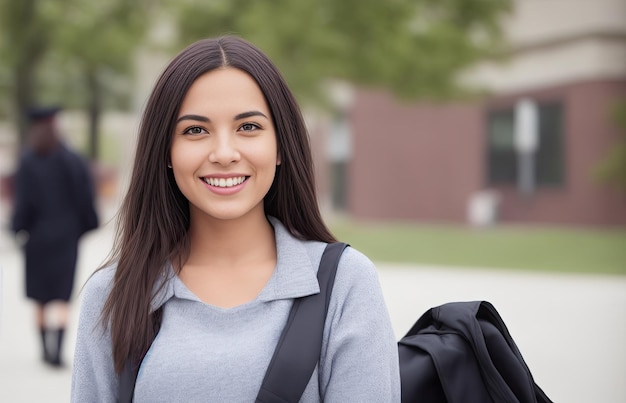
[11,106,98,367]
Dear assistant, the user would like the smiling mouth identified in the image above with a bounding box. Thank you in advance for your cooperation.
[201,176,248,188]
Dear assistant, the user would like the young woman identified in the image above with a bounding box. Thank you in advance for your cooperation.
[71,36,400,402]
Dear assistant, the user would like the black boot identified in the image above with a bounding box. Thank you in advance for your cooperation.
[39,327,50,364]
[49,328,65,368]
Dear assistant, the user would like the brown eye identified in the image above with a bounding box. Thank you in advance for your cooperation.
[183,126,207,135]
[240,123,260,132]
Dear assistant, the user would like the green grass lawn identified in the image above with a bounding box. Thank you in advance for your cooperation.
[328,219,626,275]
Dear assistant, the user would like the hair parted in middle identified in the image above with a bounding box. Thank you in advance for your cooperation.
[101,35,335,373]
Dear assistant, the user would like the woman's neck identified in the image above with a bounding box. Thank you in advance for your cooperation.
[185,211,276,269]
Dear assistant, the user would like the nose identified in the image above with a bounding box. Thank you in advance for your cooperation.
[208,132,240,166]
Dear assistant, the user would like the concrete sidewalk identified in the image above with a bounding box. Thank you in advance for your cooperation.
[1,221,625,402]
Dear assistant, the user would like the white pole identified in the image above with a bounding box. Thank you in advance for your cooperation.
[514,99,539,196]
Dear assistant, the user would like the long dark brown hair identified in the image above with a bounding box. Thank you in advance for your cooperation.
[100,36,335,373]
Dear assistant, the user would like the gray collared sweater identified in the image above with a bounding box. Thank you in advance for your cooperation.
[71,217,401,402]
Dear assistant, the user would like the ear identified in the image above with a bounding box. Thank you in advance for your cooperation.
[276,152,281,166]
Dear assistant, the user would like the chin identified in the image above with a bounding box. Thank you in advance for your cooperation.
[194,204,266,223]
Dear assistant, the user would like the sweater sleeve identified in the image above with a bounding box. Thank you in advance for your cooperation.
[71,267,118,402]
[319,247,401,402]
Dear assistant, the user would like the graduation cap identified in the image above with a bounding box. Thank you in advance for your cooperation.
[26,106,62,122]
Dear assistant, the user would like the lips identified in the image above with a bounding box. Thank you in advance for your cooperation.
[201,176,248,188]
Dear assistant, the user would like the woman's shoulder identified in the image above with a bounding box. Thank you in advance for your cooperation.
[334,244,379,285]
[338,244,375,268]
[299,238,376,270]
[80,264,117,303]
[302,241,379,288]
[322,243,389,327]
[74,265,118,333]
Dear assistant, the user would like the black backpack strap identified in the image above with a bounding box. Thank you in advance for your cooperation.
[118,308,163,403]
[256,242,348,403]
[118,360,138,403]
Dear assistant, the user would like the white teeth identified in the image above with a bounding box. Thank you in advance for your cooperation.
[205,176,246,187]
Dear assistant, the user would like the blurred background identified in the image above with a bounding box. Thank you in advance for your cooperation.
[1,0,625,274]
[0,0,624,402]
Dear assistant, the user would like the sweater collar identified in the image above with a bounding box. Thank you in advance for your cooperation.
[150,216,320,312]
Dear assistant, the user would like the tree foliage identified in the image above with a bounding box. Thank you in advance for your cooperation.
[1,0,512,158]
[173,0,512,104]
[0,0,56,141]
[48,0,154,159]
[0,0,154,156]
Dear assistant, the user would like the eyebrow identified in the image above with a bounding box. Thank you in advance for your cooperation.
[234,111,268,121]
[176,110,268,124]
[176,114,209,124]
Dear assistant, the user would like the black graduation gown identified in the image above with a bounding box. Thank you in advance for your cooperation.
[11,145,98,303]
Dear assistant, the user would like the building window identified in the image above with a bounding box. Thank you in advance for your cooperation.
[487,101,564,187]
[487,109,516,184]
[535,103,564,185]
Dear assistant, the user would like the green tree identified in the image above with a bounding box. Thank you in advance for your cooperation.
[0,0,154,159]
[0,0,54,145]
[172,0,512,104]
[50,0,154,160]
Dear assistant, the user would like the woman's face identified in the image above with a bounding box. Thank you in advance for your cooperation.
[170,67,280,223]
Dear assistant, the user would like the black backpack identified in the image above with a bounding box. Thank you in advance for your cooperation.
[398,301,553,403]
[120,242,553,403]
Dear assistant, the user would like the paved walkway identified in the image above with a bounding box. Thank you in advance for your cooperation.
[1,217,625,402]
